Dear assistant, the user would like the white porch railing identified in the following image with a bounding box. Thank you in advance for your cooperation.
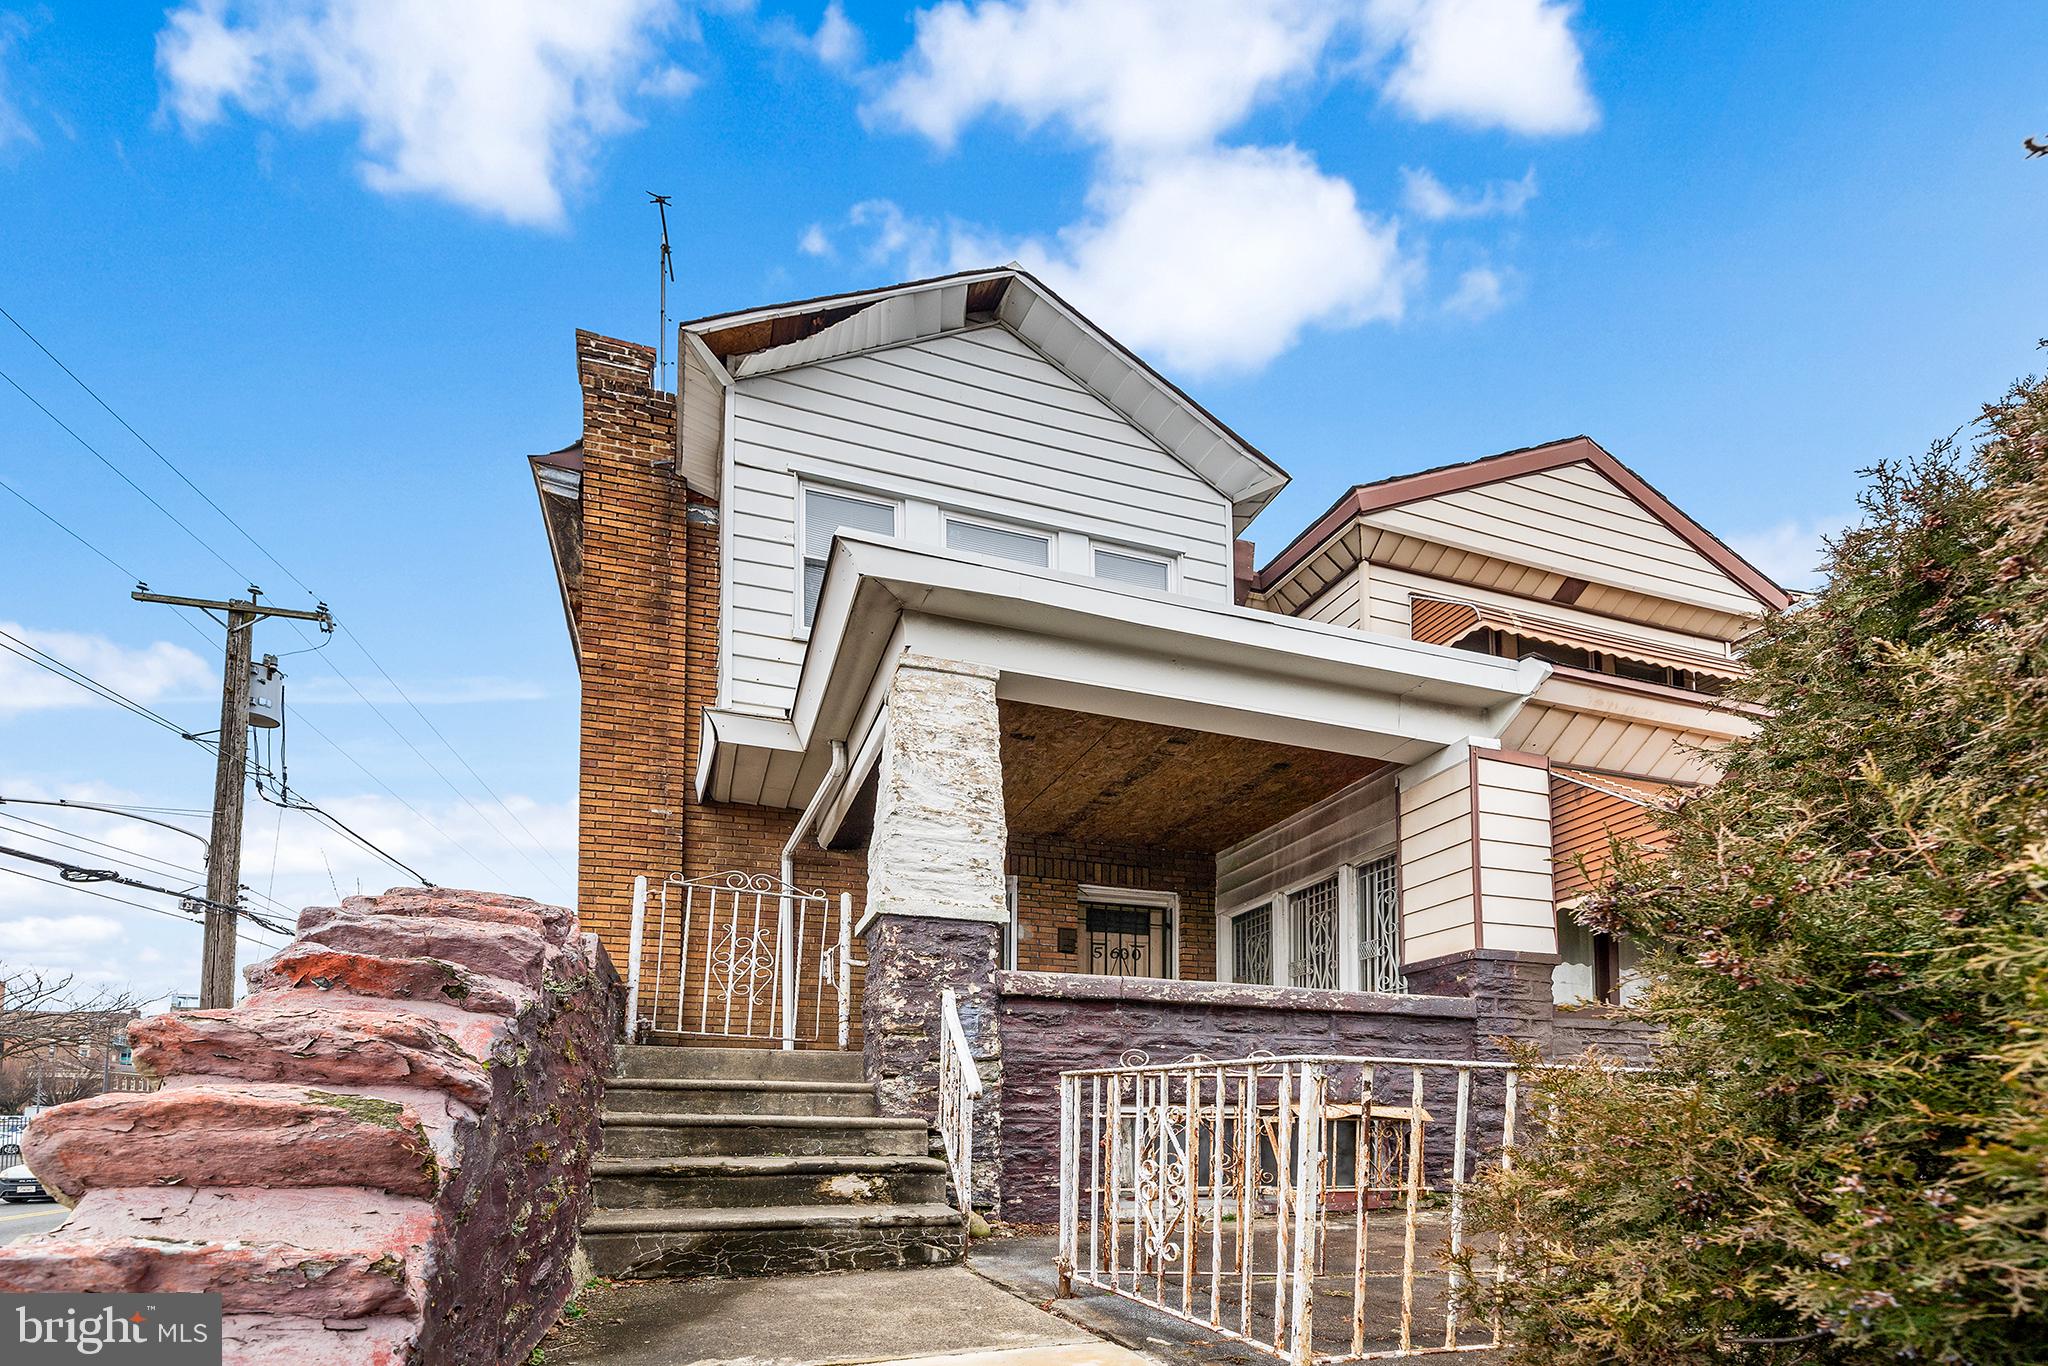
[625,870,856,1050]
[938,987,984,1214]
[1055,1053,1520,1364]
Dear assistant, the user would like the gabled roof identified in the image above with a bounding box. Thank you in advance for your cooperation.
[1255,435,1792,612]
[681,267,1290,534]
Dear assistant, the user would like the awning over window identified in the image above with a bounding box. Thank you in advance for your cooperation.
[1550,767,1679,898]
[1409,594,1744,680]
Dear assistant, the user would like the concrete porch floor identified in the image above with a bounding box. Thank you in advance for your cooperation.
[538,1263,1157,1366]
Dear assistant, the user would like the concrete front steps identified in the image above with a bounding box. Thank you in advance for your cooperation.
[582,1044,964,1279]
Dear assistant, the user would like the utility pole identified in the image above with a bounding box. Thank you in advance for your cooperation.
[133,586,331,1008]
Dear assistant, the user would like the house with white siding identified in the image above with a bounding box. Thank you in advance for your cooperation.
[527,264,1789,1284]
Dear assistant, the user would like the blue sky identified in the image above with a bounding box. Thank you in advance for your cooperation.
[1,0,2043,1003]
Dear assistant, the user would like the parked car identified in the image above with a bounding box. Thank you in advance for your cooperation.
[1,1163,50,1202]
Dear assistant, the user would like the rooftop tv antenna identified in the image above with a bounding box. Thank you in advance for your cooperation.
[649,192,675,389]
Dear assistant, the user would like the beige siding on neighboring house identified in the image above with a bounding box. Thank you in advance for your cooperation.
[1397,760,1476,964]
[1363,463,1762,621]
[1502,700,1727,783]
[1295,563,1365,626]
[721,324,1236,713]
[1472,753,1555,954]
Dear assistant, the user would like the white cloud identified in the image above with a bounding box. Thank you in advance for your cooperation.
[847,145,1410,375]
[1441,264,1509,319]
[867,0,1342,154]
[155,0,687,226]
[1401,164,1537,220]
[1728,517,1844,593]
[797,222,834,258]
[1368,0,1598,136]
[0,13,36,151]
[845,0,1594,373]
[0,624,213,718]
[0,914,124,954]
[813,2,864,69]
[639,63,700,100]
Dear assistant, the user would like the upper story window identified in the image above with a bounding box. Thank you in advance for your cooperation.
[802,486,898,627]
[945,516,1051,568]
[1093,546,1171,591]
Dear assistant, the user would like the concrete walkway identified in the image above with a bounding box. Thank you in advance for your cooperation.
[539,1264,1157,1366]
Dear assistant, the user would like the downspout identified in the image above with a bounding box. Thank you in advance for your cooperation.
[779,739,848,1049]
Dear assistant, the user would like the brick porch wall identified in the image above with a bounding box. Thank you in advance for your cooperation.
[1008,835,1217,980]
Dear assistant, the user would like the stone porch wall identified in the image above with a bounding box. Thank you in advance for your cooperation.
[993,971,1478,1222]
[0,888,620,1366]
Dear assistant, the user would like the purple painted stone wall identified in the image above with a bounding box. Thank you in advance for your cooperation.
[862,913,1003,1206]
[994,972,1480,1222]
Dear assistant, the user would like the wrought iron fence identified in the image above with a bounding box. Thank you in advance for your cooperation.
[937,987,983,1214]
[1054,1053,1520,1363]
[626,870,854,1049]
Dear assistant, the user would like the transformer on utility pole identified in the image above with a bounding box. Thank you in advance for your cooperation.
[132,585,332,1008]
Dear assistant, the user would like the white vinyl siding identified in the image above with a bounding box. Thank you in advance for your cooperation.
[946,516,1051,567]
[724,324,1235,713]
[1093,546,1171,590]
[800,487,897,628]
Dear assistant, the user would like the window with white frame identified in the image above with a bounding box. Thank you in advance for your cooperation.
[1230,904,1272,984]
[1357,855,1406,994]
[1079,886,1176,979]
[945,515,1051,567]
[1093,545,1171,590]
[801,486,897,627]
[1288,875,1341,989]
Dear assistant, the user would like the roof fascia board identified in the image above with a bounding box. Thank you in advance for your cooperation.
[680,266,1017,333]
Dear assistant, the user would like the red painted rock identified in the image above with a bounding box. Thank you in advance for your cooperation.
[325,886,573,944]
[23,1084,439,1203]
[245,945,532,1017]
[0,1235,419,1317]
[223,1313,417,1366]
[130,1001,493,1106]
[298,912,547,989]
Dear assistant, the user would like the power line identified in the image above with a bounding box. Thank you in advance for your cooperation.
[0,866,288,953]
[3,317,566,898]
[0,843,295,935]
[0,305,314,601]
[0,471,146,582]
[0,812,206,882]
[2,311,552,901]
[0,364,253,584]
[334,621,576,886]
[0,626,435,892]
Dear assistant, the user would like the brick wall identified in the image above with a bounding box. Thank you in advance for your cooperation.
[1007,834,1216,980]
[572,334,868,1047]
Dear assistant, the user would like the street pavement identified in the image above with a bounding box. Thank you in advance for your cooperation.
[0,1203,67,1246]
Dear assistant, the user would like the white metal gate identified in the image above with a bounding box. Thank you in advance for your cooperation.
[625,871,855,1050]
[1055,1052,1521,1362]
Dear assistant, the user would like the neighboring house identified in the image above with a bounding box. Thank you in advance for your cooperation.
[0,1010,153,1106]
[528,266,1787,1226]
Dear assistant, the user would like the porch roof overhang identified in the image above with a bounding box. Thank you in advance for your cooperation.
[697,535,1550,813]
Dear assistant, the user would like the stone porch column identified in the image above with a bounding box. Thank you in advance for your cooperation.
[859,654,1007,1210]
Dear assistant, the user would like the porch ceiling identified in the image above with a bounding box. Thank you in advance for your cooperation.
[999,700,1384,853]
